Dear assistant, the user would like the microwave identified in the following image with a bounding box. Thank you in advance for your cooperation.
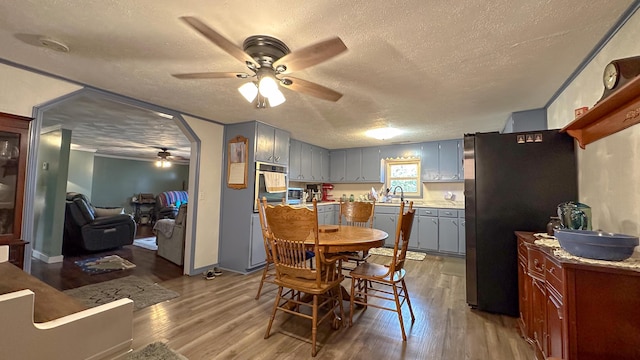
[287,187,304,205]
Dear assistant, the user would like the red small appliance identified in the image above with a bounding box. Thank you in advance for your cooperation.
[321,183,335,202]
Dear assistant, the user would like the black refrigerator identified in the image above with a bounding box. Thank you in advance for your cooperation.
[464,130,577,317]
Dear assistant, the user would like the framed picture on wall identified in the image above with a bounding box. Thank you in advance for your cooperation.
[227,135,248,189]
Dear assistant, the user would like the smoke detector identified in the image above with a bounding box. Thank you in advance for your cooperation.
[38,37,69,52]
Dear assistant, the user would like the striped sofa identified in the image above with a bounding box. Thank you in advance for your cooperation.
[155,190,188,220]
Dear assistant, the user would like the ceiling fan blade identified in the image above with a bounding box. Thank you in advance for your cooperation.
[273,37,347,74]
[180,16,258,68]
[172,72,251,79]
[280,77,343,102]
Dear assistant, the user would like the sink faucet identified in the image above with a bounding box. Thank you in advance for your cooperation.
[392,186,404,203]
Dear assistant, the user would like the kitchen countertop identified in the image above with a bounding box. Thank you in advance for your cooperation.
[309,200,464,210]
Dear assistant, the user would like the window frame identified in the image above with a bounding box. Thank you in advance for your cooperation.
[384,158,421,198]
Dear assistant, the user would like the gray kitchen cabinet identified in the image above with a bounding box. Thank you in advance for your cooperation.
[255,122,289,165]
[289,139,302,179]
[418,208,438,251]
[421,139,463,182]
[438,209,459,253]
[329,150,346,182]
[311,145,322,181]
[361,147,381,181]
[300,142,312,180]
[345,147,380,182]
[374,207,397,247]
[408,212,420,249]
[458,210,466,255]
[345,148,361,181]
[320,148,330,182]
[438,140,460,181]
[421,142,439,181]
[250,214,267,268]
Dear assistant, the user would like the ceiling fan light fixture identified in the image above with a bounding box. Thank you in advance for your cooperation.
[267,89,286,107]
[155,159,172,168]
[365,127,402,140]
[258,75,279,98]
[238,82,258,102]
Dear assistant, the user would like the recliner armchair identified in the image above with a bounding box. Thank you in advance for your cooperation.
[153,203,187,266]
[63,193,136,255]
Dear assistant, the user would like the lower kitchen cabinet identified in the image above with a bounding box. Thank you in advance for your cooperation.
[438,217,459,253]
[417,214,438,251]
[374,207,397,247]
[516,231,640,360]
[458,211,466,255]
[249,214,267,268]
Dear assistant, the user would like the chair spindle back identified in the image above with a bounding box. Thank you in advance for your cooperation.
[338,199,375,228]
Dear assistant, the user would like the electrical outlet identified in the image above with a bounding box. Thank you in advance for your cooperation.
[42,162,49,170]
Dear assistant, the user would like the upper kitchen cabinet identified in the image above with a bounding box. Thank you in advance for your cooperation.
[255,122,289,165]
[329,150,346,182]
[311,145,330,182]
[421,139,463,182]
[438,140,461,181]
[289,140,328,182]
[345,147,381,182]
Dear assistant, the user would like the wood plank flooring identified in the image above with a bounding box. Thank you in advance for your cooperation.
[112,254,533,359]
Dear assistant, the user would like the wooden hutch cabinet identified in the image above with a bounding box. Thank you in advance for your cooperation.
[0,112,31,269]
[516,231,640,360]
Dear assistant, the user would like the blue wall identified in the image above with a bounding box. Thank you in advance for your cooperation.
[90,156,189,213]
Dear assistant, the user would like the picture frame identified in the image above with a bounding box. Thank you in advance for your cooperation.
[227,135,248,189]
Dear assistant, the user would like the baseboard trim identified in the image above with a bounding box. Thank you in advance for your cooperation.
[31,250,63,264]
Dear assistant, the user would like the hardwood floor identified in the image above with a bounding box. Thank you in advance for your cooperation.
[117,254,533,359]
[30,225,182,290]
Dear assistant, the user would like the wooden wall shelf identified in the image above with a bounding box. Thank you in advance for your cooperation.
[561,75,640,149]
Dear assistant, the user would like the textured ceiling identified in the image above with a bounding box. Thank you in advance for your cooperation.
[0,1,635,160]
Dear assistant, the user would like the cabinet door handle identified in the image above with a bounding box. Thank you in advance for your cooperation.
[268,155,273,161]
[432,219,437,224]
[453,220,457,225]
[275,156,280,162]
[548,267,556,274]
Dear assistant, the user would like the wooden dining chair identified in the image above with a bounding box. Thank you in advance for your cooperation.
[255,198,315,300]
[338,199,376,269]
[254,197,276,300]
[263,199,347,357]
[348,201,416,341]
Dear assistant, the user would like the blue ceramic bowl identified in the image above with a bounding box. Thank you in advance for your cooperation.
[554,229,639,261]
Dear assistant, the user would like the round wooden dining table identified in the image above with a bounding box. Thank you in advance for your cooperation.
[306,225,389,253]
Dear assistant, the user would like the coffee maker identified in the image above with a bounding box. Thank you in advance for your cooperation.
[321,183,334,202]
[305,184,320,202]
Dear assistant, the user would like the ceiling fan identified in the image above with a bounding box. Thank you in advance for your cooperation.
[155,147,173,168]
[172,16,348,107]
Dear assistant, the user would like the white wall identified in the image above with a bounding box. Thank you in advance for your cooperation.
[182,115,224,271]
[548,9,640,236]
[0,64,81,117]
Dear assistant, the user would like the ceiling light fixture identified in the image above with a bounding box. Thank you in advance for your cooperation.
[238,82,258,102]
[237,68,286,108]
[155,148,172,168]
[365,127,403,140]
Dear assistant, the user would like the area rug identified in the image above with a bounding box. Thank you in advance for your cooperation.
[133,236,158,251]
[368,247,427,261]
[126,342,188,360]
[74,254,136,275]
[64,275,179,311]
[441,257,466,277]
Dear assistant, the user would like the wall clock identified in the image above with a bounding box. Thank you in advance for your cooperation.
[598,55,640,102]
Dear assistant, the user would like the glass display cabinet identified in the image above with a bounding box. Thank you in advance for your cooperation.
[0,112,31,269]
